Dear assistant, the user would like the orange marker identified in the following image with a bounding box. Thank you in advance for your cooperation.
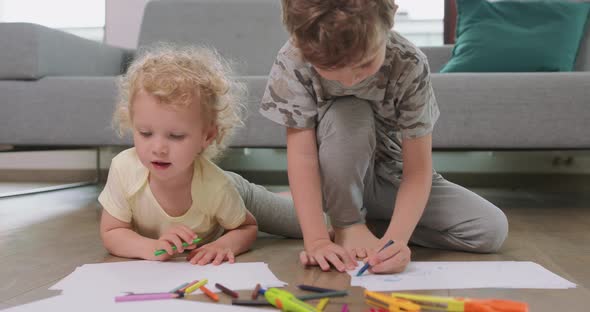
[200,285,219,302]
[390,292,529,312]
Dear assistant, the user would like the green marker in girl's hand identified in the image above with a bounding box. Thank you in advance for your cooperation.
[154,238,202,256]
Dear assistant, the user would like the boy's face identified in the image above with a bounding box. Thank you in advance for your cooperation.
[312,40,386,87]
[131,89,216,183]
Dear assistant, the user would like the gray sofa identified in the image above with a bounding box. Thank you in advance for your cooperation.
[1,0,589,151]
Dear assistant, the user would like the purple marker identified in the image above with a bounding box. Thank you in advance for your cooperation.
[115,292,180,302]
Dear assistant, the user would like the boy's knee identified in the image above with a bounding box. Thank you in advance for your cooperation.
[467,209,509,253]
[319,96,375,139]
[317,97,376,166]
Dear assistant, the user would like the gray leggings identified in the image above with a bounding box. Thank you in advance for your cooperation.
[228,96,509,253]
[224,171,303,239]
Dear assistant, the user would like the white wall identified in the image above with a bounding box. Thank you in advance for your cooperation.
[0,0,105,42]
[0,0,105,28]
[104,0,149,49]
[0,148,120,170]
[0,1,5,20]
[102,0,443,48]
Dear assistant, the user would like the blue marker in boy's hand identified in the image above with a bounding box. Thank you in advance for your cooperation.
[356,239,395,276]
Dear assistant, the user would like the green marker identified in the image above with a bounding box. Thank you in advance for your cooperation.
[154,238,202,256]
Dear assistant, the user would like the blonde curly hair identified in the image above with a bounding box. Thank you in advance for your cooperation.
[114,45,245,160]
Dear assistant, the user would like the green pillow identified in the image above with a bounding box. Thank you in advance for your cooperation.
[440,0,590,73]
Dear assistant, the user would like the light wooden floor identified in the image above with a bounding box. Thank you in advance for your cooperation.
[0,184,588,311]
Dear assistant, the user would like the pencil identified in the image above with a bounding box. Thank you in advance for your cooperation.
[185,279,208,294]
[298,284,338,293]
[215,283,239,298]
[232,292,347,306]
[356,240,395,276]
[297,290,348,301]
[316,298,330,311]
[115,292,179,302]
[169,282,189,293]
[200,285,219,302]
[179,280,198,293]
[251,283,261,299]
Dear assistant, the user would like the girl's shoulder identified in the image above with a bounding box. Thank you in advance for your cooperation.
[109,148,149,197]
[193,157,234,193]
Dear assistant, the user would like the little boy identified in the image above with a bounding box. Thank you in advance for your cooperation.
[260,0,508,274]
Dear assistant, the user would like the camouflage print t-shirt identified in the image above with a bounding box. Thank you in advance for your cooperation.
[260,31,440,181]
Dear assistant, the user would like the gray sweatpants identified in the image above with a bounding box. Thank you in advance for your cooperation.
[227,96,509,253]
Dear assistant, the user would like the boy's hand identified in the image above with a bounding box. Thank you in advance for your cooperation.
[299,238,357,272]
[154,224,199,256]
[365,239,411,274]
[187,242,235,265]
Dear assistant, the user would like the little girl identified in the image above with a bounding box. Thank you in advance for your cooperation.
[99,46,301,265]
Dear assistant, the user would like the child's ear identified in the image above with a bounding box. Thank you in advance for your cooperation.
[203,124,218,146]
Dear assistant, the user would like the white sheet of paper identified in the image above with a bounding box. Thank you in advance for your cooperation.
[50,260,286,295]
[349,261,577,291]
[2,294,269,312]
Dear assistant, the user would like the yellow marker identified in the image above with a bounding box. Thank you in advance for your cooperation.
[391,293,463,311]
[364,290,421,312]
[316,298,329,311]
[184,279,208,294]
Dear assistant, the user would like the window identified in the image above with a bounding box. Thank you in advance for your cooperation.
[0,0,105,41]
[395,0,444,46]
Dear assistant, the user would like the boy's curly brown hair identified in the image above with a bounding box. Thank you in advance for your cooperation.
[114,45,245,160]
[281,0,398,69]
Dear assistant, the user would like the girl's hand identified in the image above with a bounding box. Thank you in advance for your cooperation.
[187,243,235,265]
[145,239,181,261]
[153,224,198,257]
[365,239,411,274]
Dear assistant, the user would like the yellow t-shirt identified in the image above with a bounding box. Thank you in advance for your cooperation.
[98,148,247,243]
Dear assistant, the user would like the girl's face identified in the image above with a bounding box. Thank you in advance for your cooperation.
[131,89,216,183]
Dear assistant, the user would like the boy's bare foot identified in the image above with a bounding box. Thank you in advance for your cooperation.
[334,223,380,259]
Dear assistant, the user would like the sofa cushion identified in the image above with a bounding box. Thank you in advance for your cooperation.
[441,0,590,73]
[0,23,127,80]
[232,77,287,147]
[0,76,286,147]
[0,77,127,146]
[138,0,288,76]
[430,72,590,149]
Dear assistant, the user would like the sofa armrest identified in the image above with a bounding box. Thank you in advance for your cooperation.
[0,23,127,79]
[431,72,590,149]
[419,45,453,73]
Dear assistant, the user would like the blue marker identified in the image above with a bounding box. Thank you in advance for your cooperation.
[356,240,395,276]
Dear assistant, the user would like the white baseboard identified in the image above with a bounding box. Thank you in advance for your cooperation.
[1,148,589,174]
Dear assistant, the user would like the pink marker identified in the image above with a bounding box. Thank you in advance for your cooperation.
[341,303,349,312]
[115,292,180,302]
